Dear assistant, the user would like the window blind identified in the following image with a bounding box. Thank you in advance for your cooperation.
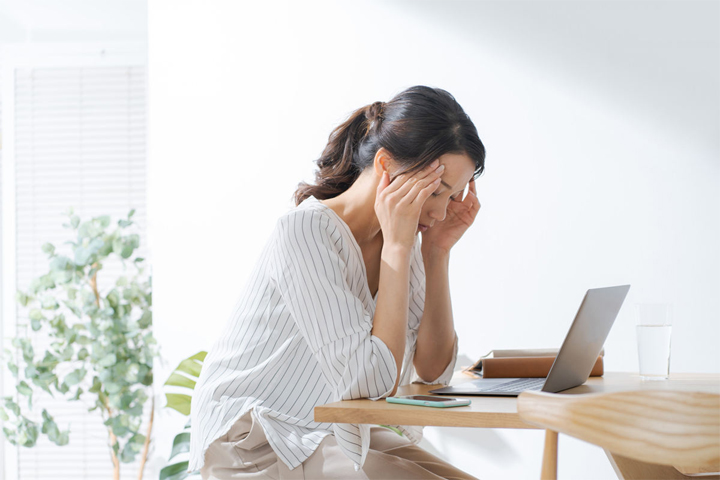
[9,64,151,479]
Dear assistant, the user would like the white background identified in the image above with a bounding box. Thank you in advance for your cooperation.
[1,0,718,478]
[148,1,719,478]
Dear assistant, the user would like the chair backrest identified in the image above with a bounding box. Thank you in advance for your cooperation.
[517,390,720,470]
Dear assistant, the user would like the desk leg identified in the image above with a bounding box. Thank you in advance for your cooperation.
[541,430,558,480]
[604,450,720,480]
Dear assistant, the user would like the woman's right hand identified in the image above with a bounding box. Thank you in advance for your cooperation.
[375,159,445,251]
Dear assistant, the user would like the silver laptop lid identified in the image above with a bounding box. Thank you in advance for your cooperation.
[542,285,630,393]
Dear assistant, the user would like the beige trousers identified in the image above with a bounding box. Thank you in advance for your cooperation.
[201,409,479,480]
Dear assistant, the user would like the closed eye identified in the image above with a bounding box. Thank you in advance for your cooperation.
[431,192,463,201]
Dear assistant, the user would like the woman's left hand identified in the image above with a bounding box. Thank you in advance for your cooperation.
[421,178,480,255]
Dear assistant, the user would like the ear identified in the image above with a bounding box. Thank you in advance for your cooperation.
[373,147,394,179]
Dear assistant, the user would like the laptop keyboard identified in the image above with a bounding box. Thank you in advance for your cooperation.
[478,377,545,393]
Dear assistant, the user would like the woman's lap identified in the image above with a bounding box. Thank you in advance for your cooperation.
[201,412,478,480]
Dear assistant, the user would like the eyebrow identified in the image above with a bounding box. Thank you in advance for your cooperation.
[440,179,464,196]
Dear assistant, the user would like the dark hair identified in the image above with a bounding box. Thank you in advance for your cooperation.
[294,85,486,206]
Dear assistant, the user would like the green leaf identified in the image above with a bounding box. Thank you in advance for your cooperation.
[31,318,42,331]
[17,381,32,397]
[89,376,102,393]
[98,215,111,228]
[33,372,57,396]
[378,424,404,436]
[164,373,196,389]
[98,353,117,367]
[16,291,31,306]
[107,290,120,308]
[105,381,123,394]
[49,255,71,272]
[188,351,207,362]
[40,296,60,310]
[169,431,191,461]
[159,462,191,480]
[0,407,8,421]
[138,310,152,329]
[70,215,80,229]
[29,309,45,321]
[74,247,93,266]
[165,393,192,416]
[41,242,56,256]
[128,209,136,219]
[64,368,87,387]
[55,429,70,446]
[5,399,21,416]
[72,387,83,401]
[60,344,74,361]
[175,359,202,378]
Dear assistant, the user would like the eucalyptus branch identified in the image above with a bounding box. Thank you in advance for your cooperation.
[0,208,157,478]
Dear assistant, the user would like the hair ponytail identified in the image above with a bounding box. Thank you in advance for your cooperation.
[294,101,385,205]
[294,86,485,206]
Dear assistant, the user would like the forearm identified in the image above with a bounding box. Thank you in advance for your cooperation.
[371,244,411,396]
[414,247,456,382]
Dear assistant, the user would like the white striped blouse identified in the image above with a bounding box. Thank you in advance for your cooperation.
[188,195,458,473]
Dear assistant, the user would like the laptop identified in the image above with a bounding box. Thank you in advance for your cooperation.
[429,285,630,397]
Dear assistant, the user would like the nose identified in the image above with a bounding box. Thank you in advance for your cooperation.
[428,204,447,223]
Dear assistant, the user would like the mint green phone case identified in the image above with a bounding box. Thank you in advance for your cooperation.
[385,396,471,408]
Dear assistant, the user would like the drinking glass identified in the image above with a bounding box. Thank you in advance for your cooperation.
[635,303,672,380]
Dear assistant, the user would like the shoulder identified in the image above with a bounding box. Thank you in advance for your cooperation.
[274,200,345,251]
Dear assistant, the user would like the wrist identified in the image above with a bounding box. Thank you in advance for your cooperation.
[381,243,413,268]
[421,243,451,262]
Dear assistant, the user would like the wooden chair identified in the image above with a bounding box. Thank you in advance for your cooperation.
[517,390,720,480]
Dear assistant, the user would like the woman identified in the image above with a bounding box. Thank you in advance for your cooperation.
[189,85,485,479]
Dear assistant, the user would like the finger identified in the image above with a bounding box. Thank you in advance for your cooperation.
[390,164,444,200]
[449,199,477,225]
[410,176,442,206]
[384,160,442,195]
[464,188,481,211]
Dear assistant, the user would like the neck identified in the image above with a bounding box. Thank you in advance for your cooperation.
[320,172,382,248]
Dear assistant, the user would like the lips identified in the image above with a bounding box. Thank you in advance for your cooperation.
[418,224,429,232]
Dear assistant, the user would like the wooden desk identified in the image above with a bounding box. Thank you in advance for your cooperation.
[316,372,720,479]
[314,372,720,429]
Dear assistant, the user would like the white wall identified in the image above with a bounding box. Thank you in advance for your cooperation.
[148,1,720,478]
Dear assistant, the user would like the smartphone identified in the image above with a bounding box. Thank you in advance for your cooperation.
[386,395,471,408]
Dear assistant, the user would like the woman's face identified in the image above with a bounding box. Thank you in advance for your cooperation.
[416,152,476,232]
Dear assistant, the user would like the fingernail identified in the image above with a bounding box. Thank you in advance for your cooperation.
[431,159,440,168]
[436,164,445,172]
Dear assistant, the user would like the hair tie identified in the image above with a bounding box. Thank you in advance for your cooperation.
[365,101,386,137]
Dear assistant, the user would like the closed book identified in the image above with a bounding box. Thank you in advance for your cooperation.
[482,355,604,378]
[461,348,606,378]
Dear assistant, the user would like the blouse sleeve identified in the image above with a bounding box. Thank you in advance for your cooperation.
[269,209,397,401]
